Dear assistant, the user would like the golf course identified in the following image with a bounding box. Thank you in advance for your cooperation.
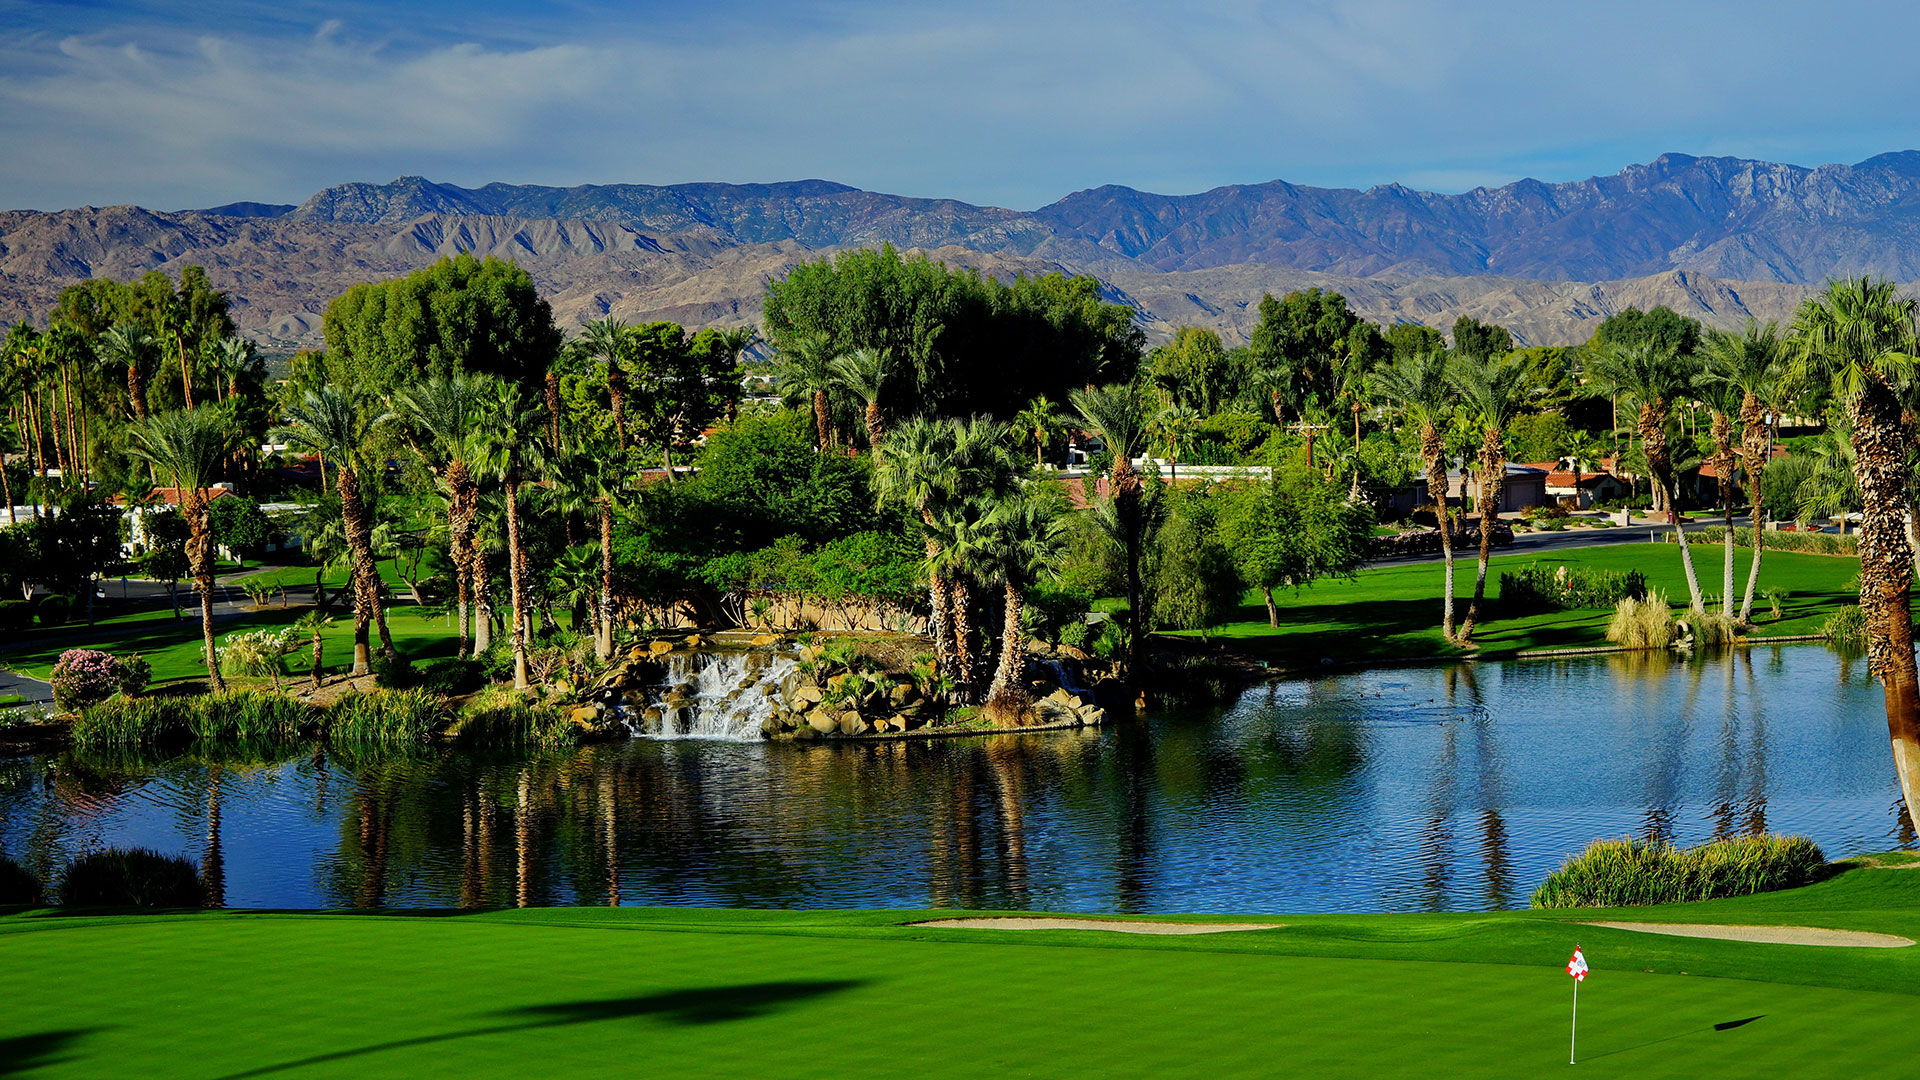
[4,856,1917,1078]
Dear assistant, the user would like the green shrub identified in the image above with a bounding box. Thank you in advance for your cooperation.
[59,848,203,908]
[370,652,416,689]
[194,690,317,742]
[0,600,31,631]
[325,689,449,744]
[72,696,198,747]
[73,691,318,747]
[37,594,72,626]
[118,654,152,697]
[1606,591,1675,650]
[1501,564,1647,612]
[1825,604,1867,649]
[0,855,42,905]
[1688,525,1857,556]
[418,657,485,697]
[1531,835,1826,908]
[445,689,575,748]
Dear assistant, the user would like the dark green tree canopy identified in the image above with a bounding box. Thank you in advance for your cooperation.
[322,254,562,396]
[1592,306,1702,357]
[1247,288,1386,419]
[761,244,1143,418]
[1384,322,1445,360]
[1451,316,1514,361]
[1147,326,1232,413]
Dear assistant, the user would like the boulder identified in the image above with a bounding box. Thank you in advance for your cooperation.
[566,705,600,727]
[793,685,825,705]
[807,710,839,734]
[683,634,706,648]
[838,713,870,736]
[889,713,916,731]
[750,634,779,647]
[759,717,783,737]
[1080,708,1106,727]
[888,682,913,706]
[648,640,675,657]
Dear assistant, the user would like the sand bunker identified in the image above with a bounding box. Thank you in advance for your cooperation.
[1581,922,1914,948]
[910,917,1282,936]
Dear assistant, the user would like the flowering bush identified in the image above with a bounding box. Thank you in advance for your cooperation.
[219,628,297,690]
[50,649,124,712]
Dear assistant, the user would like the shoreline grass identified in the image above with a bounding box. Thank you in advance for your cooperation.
[1,862,1916,1078]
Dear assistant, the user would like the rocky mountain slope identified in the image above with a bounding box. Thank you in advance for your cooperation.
[7,152,1918,349]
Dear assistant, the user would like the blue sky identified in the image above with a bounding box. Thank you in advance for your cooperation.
[7,0,1920,211]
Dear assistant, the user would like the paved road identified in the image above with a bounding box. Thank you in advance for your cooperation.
[1370,517,1753,567]
[0,667,54,711]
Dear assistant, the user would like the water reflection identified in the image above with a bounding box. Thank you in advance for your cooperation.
[0,646,1911,914]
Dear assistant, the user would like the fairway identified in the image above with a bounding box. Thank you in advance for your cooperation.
[5,865,1918,1079]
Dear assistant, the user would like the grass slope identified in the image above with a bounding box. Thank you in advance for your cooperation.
[3,864,1917,1078]
[1184,544,1862,664]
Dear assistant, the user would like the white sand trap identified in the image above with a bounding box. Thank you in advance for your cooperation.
[910,917,1281,935]
[1582,922,1914,948]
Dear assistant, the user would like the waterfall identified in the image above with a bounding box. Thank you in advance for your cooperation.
[622,650,799,741]
[1044,659,1092,698]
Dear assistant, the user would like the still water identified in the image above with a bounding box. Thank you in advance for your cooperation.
[2,646,1912,914]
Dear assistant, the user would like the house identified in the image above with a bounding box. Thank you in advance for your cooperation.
[1448,463,1549,515]
[1682,446,1789,504]
[1516,461,1633,509]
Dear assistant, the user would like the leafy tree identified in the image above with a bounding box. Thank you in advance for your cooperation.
[1221,458,1375,627]
[626,324,739,477]
[322,254,562,397]
[1593,306,1702,357]
[1149,489,1239,631]
[1247,288,1385,421]
[1147,327,1232,413]
[1451,316,1513,361]
[209,496,272,569]
[141,508,191,620]
[1384,322,1445,360]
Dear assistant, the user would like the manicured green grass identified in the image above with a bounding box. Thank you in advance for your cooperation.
[1182,544,1863,665]
[3,863,1916,1078]
[0,605,467,684]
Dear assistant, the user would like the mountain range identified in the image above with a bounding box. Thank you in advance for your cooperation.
[8,151,1920,350]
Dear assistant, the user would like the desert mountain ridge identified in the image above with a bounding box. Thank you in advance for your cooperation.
[7,151,1920,350]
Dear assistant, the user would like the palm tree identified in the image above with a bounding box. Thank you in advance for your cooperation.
[476,380,551,690]
[1013,395,1066,466]
[582,318,631,449]
[978,495,1068,720]
[712,325,761,422]
[1070,384,1149,674]
[1374,348,1459,640]
[386,375,488,657]
[1446,351,1527,643]
[1589,339,1706,612]
[209,336,254,403]
[1150,404,1202,486]
[776,331,839,449]
[830,346,895,454]
[1700,322,1787,623]
[98,324,157,421]
[550,443,629,661]
[1792,276,1920,826]
[1794,423,1860,530]
[126,407,230,691]
[294,610,334,688]
[276,388,387,675]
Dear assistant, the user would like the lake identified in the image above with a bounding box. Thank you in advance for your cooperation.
[2,645,1911,913]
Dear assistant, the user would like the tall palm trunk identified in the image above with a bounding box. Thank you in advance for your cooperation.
[505,462,530,690]
[950,576,979,695]
[1457,428,1504,643]
[607,363,628,449]
[1738,392,1768,623]
[1421,421,1456,641]
[177,332,194,409]
[544,372,563,451]
[472,548,493,655]
[865,401,885,456]
[126,361,148,421]
[597,500,616,662]
[1,455,14,526]
[812,388,832,450]
[1642,401,1705,611]
[1848,379,1920,825]
[1114,456,1145,676]
[1711,410,1736,618]
[338,465,383,675]
[921,517,955,675]
[986,581,1029,718]
[184,491,225,691]
[446,459,477,658]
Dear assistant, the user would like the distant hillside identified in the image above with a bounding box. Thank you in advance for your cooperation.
[9,152,1920,350]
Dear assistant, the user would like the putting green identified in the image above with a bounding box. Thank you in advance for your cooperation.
[4,865,1918,1078]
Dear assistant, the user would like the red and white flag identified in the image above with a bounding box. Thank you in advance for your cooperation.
[1567,948,1589,982]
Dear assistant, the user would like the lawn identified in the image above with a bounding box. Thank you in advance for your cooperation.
[1180,543,1864,666]
[2,861,1917,1078]
[0,604,470,685]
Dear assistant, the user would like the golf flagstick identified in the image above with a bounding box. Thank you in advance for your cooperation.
[1566,946,1588,1064]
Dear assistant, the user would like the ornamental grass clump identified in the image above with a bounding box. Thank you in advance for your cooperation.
[50,649,126,712]
[445,687,575,749]
[325,688,450,745]
[1605,591,1676,650]
[1680,609,1739,648]
[59,847,203,908]
[1825,604,1867,648]
[71,696,198,748]
[192,690,318,742]
[1530,834,1826,908]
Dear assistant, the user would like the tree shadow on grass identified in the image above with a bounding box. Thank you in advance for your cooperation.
[208,980,866,1080]
[0,1029,104,1077]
